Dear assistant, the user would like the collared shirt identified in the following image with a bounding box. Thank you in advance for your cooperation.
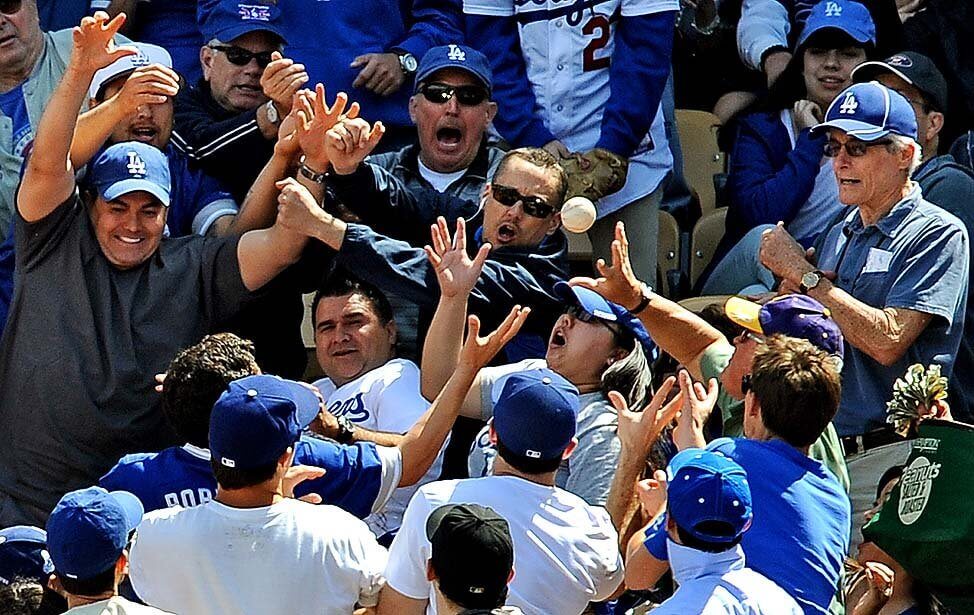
[651,541,802,614]
[816,184,969,436]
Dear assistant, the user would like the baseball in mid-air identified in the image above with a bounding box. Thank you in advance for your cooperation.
[560,196,597,233]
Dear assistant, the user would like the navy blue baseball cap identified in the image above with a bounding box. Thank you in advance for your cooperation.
[0,526,53,585]
[46,488,143,581]
[813,81,918,141]
[90,141,171,207]
[796,0,876,50]
[415,44,493,94]
[493,369,579,461]
[200,1,288,45]
[725,294,844,359]
[852,52,949,113]
[209,375,321,470]
[666,449,752,544]
[554,282,658,358]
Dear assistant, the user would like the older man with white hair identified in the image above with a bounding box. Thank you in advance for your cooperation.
[759,80,969,543]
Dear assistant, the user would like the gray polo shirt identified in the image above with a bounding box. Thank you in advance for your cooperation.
[0,194,250,524]
[816,184,969,436]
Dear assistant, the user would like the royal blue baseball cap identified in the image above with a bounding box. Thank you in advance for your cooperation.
[796,0,876,50]
[493,370,579,461]
[812,81,918,141]
[666,449,752,544]
[554,282,658,358]
[0,526,53,585]
[200,0,288,45]
[415,44,493,94]
[90,141,171,207]
[209,375,321,470]
[724,294,844,359]
[46,488,143,581]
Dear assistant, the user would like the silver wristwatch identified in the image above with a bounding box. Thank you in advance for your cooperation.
[264,100,280,125]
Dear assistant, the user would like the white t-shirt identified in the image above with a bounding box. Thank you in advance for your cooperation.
[417,158,468,193]
[65,596,171,615]
[129,498,388,615]
[385,475,623,615]
[314,358,443,537]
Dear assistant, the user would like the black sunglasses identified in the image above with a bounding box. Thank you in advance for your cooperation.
[490,184,555,219]
[566,305,629,346]
[741,373,752,395]
[209,45,274,68]
[418,82,489,106]
[824,139,891,158]
[0,0,22,15]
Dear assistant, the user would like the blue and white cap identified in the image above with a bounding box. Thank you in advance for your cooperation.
[89,42,173,100]
[553,282,658,358]
[415,44,493,94]
[812,81,918,141]
[493,370,579,461]
[0,526,53,585]
[666,449,753,544]
[90,141,172,207]
[796,0,876,50]
[200,0,287,45]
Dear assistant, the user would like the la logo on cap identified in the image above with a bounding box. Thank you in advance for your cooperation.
[447,44,466,62]
[238,3,272,21]
[126,151,147,177]
[888,54,913,67]
[824,1,842,16]
[838,91,859,114]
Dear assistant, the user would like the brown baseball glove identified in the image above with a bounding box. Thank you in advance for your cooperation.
[559,148,629,202]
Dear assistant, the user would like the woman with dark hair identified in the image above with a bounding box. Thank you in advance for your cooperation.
[699,0,878,295]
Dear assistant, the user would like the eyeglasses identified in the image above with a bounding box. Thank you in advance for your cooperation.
[0,0,22,15]
[823,139,892,158]
[741,373,753,395]
[734,330,764,345]
[490,184,555,219]
[208,45,274,68]
[418,82,489,106]
[565,305,627,344]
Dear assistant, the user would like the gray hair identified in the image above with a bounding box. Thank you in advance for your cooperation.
[601,342,654,412]
[888,134,923,177]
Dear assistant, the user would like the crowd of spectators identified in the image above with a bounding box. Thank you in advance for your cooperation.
[0,0,971,613]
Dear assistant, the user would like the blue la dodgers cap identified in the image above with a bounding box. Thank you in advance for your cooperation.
[666,449,753,544]
[90,141,171,207]
[554,282,658,358]
[415,44,493,94]
[209,375,322,470]
[796,0,876,50]
[200,1,288,45]
[813,81,918,141]
[724,294,844,360]
[46,488,143,581]
[493,369,579,461]
[0,526,54,585]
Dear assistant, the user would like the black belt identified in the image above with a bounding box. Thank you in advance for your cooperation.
[841,428,903,457]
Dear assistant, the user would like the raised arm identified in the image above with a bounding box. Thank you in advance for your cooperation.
[398,306,529,486]
[18,12,135,223]
[570,222,726,379]
[236,178,312,291]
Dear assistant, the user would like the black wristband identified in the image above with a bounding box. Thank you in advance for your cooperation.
[630,284,653,315]
[335,415,356,444]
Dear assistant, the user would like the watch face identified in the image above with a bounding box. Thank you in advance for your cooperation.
[402,54,418,72]
[265,101,279,123]
[802,272,820,289]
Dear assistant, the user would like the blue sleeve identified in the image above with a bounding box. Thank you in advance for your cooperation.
[293,439,384,520]
[464,14,557,147]
[887,222,969,323]
[395,0,463,60]
[0,232,15,335]
[595,11,676,157]
[188,171,238,236]
[643,514,669,560]
[727,120,825,230]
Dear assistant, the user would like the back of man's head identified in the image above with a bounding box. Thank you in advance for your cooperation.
[427,504,514,611]
[492,370,579,474]
[751,335,842,447]
[162,333,260,449]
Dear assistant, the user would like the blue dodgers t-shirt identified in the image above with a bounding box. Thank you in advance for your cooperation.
[0,84,34,159]
[164,145,238,237]
[644,438,850,615]
[100,435,386,519]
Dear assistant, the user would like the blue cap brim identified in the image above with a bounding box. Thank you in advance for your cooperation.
[797,25,873,50]
[210,23,288,46]
[553,281,617,321]
[290,382,323,430]
[102,178,171,207]
[811,118,891,141]
[107,491,144,534]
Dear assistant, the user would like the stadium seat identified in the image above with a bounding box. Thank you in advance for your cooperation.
[689,208,727,288]
[675,109,726,216]
[678,295,733,314]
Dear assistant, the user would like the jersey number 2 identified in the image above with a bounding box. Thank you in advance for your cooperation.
[583,15,611,71]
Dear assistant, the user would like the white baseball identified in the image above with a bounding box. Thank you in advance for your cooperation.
[560,196,597,233]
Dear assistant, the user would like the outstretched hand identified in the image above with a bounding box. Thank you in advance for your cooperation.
[295,84,361,170]
[425,217,490,300]
[570,222,645,311]
[283,464,326,504]
[458,307,531,371]
[672,369,718,451]
[72,12,136,74]
[610,375,682,457]
[635,470,669,520]
[325,117,385,175]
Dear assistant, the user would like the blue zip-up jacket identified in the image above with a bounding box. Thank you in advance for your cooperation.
[463,10,674,156]
[198,0,462,129]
